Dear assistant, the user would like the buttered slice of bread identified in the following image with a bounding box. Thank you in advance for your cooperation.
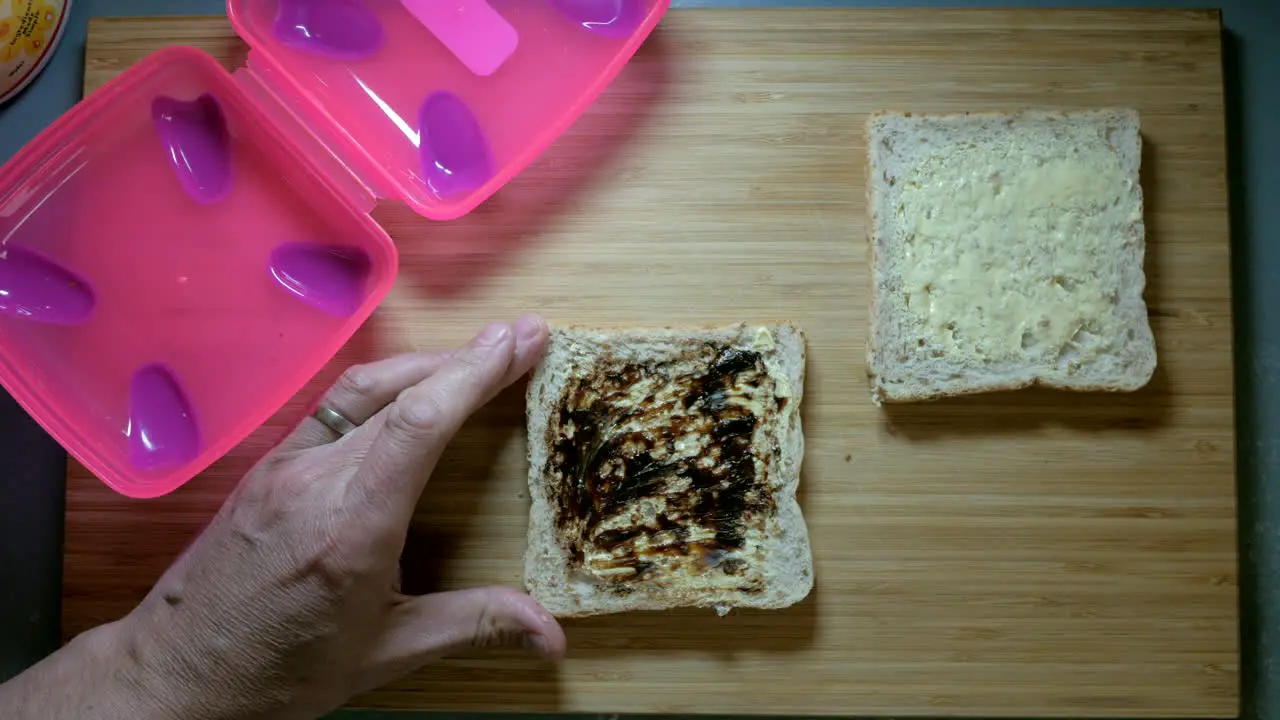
[524,323,812,617]
[866,109,1157,403]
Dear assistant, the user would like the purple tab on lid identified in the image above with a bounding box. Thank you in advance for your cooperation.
[0,245,96,326]
[274,0,385,60]
[549,0,646,39]
[128,364,201,472]
[269,243,373,317]
[152,93,233,205]
[419,91,494,198]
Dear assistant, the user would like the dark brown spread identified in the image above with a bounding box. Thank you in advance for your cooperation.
[546,345,778,593]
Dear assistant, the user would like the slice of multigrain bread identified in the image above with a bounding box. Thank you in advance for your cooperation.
[865,109,1157,404]
[524,323,812,617]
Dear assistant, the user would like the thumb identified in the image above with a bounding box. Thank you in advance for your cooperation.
[365,587,566,681]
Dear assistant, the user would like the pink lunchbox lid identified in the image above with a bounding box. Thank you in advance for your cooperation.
[227,0,672,220]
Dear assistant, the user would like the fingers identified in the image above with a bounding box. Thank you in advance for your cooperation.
[366,586,566,681]
[351,315,548,513]
[275,350,456,453]
[491,315,551,388]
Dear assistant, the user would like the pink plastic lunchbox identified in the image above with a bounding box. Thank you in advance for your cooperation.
[0,0,670,498]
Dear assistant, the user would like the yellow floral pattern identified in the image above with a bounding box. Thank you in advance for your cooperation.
[0,0,66,100]
[0,14,17,42]
[34,2,55,30]
[0,12,20,63]
[17,4,54,56]
[16,23,45,57]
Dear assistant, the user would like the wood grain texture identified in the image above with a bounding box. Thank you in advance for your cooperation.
[65,9,1238,717]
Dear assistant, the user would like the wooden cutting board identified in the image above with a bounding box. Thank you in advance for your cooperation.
[64,9,1238,717]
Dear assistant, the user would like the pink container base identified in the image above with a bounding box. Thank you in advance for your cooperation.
[0,48,397,498]
[0,0,669,498]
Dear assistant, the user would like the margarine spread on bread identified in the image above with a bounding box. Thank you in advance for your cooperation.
[897,125,1141,364]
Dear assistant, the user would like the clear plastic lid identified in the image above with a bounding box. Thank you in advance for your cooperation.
[228,0,670,220]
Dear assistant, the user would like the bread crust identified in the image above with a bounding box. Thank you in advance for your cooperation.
[523,323,813,617]
[865,109,1157,404]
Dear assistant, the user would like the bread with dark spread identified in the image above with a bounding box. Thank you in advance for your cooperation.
[523,323,812,617]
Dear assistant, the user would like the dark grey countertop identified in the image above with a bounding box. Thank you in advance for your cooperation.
[1,0,1275,717]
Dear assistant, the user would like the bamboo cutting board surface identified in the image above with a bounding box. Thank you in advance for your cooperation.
[64,10,1238,717]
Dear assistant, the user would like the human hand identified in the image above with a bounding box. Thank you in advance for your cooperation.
[114,316,565,719]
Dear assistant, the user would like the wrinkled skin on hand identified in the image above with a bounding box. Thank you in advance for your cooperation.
[119,316,566,719]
